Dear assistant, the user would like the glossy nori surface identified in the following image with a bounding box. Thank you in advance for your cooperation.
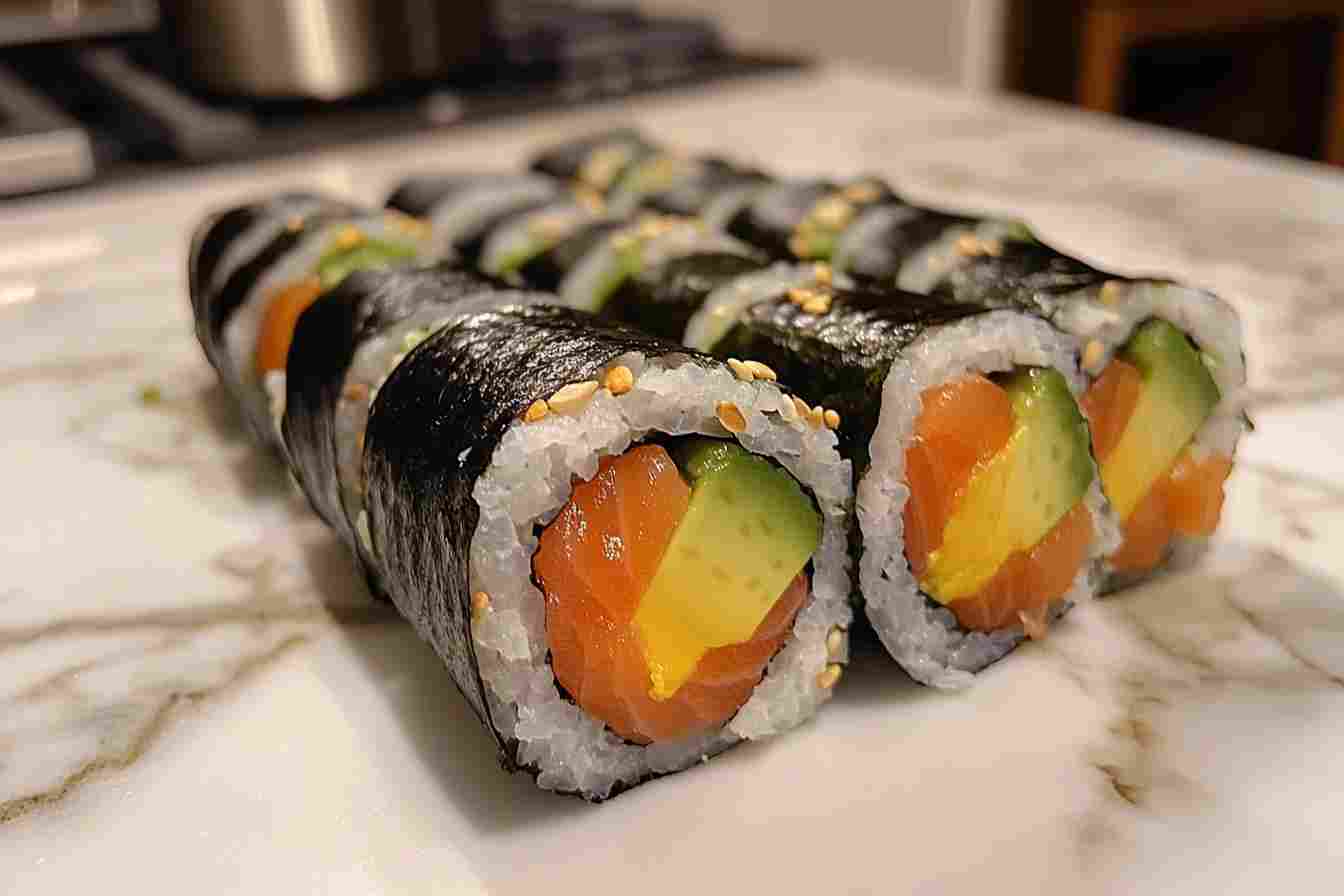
[600,252,765,340]
[529,128,655,181]
[839,202,976,283]
[281,264,503,549]
[725,179,835,259]
[932,238,1112,314]
[640,157,769,218]
[714,285,986,470]
[516,218,625,291]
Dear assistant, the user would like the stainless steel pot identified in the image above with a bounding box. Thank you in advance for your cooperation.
[166,0,491,99]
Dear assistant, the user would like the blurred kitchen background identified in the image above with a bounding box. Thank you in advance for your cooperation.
[1,0,1339,197]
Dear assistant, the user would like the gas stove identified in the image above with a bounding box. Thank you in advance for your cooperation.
[0,3,802,198]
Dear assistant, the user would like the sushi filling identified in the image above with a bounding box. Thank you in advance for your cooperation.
[1081,318,1230,574]
[534,437,822,744]
[253,223,423,377]
[902,366,1096,636]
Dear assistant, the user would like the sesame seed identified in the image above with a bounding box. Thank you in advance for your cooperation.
[522,399,550,423]
[801,295,832,315]
[285,215,305,232]
[954,234,983,256]
[1100,280,1123,305]
[812,197,855,229]
[602,365,634,395]
[573,186,605,213]
[812,262,833,285]
[791,396,812,420]
[342,382,370,402]
[779,394,799,420]
[1082,339,1106,371]
[333,225,366,250]
[826,626,845,658]
[842,182,882,203]
[787,235,809,257]
[727,358,754,381]
[715,401,747,433]
[816,663,843,689]
[548,380,600,414]
[471,591,491,613]
[387,213,431,240]
[823,408,841,430]
[806,405,825,429]
[528,215,567,240]
[982,238,1004,257]
[743,360,778,381]
[787,286,815,306]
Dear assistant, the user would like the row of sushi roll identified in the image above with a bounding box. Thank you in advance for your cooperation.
[387,127,1246,598]
[190,196,854,799]
[188,125,1245,798]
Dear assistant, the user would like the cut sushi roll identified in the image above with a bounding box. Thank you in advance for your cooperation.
[478,198,606,283]
[707,284,1116,687]
[188,195,437,447]
[310,280,850,798]
[858,226,1245,587]
[558,215,761,314]
[609,154,768,218]
[281,265,535,569]
[386,173,563,262]
[190,245,852,799]
[725,177,895,262]
[530,128,657,194]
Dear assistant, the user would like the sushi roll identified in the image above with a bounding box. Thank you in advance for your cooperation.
[190,236,853,798]
[609,154,769,218]
[556,214,762,314]
[188,194,439,447]
[529,128,657,195]
[386,173,564,263]
[478,197,606,283]
[838,216,1245,587]
[690,279,1117,687]
[281,264,526,566]
[725,177,896,262]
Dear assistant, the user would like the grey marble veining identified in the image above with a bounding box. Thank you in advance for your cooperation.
[2,67,1342,894]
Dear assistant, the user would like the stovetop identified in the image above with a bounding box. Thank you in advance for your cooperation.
[0,3,803,197]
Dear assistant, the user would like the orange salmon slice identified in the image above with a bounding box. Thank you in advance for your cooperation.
[534,444,807,744]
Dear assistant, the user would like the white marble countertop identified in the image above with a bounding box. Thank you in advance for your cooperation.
[3,67,1343,894]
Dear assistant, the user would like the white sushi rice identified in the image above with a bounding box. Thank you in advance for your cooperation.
[683,261,853,352]
[894,218,1031,295]
[467,354,853,798]
[857,311,1120,689]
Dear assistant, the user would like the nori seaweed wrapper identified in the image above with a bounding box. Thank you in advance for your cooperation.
[281,264,504,549]
[386,174,560,262]
[516,218,625,292]
[929,237,1113,316]
[187,194,361,441]
[725,179,835,258]
[640,157,770,218]
[838,202,977,283]
[601,251,764,340]
[726,178,896,261]
[713,285,986,471]
[529,128,655,184]
[361,304,696,765]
